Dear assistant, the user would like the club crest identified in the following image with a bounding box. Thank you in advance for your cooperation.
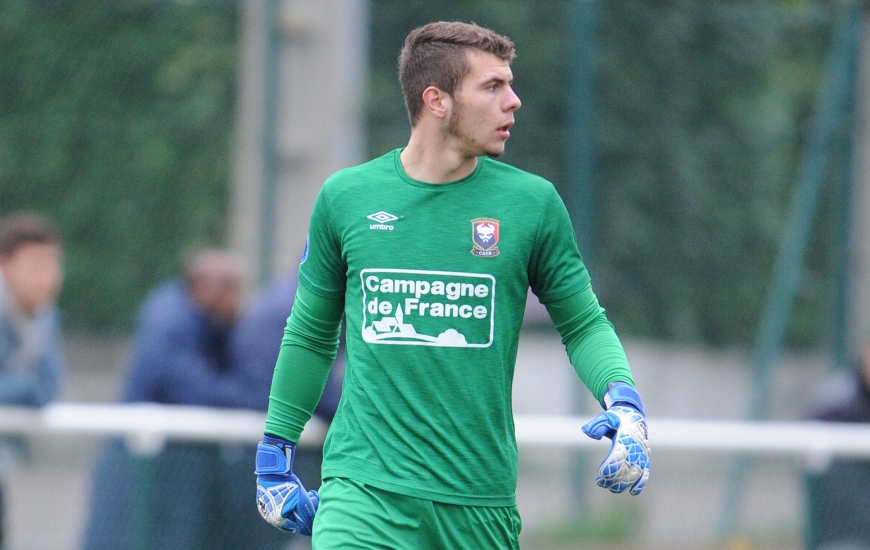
[471,218,500,257]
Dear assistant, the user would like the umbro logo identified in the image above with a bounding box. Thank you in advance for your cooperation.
[367,211,398,223]
[368,211,399,231]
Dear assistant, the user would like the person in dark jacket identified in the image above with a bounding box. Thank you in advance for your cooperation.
[83,249,291,550]
[121,252,246,407]
[806,336,870,550]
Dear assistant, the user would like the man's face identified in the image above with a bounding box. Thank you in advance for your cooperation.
[189,265,244,328]
[446,50,521,158]
[0,243,63,316]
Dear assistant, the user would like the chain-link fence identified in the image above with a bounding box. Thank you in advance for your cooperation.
[0,333,865,550]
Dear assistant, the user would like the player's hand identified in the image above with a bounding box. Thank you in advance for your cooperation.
[582,382,650,495]
[255,434,320,535]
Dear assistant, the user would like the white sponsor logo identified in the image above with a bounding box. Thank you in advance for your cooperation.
[367,211,398,230]
[360,268,495,347]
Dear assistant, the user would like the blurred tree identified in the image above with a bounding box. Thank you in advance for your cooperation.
[369,0,837,347]
[0,0,841,347]
[0,0,238,329]
[593,1,835,346]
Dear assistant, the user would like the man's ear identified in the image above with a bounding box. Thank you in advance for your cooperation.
[421,86,451,120]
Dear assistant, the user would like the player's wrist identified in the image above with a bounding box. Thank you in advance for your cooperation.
[601,381,645,416]
[257,433,297,477]
[263,433,296,446]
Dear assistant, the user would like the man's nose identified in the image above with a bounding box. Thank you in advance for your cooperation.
[505,87,521,111]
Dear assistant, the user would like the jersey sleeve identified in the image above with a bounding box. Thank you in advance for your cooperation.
[528,185,591,304]
[545,286,634,404]
[297,182,346,298]
[267,181,348,441]
[265,285,344,442]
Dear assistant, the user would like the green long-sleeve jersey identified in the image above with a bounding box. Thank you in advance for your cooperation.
[266,149,634,506]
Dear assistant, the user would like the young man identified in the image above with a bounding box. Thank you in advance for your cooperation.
[256,22,650,549]
[0,212,65,548]
[0,212,64,406]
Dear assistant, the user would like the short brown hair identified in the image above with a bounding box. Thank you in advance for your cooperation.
[0,212,61,256]
[398,21,516,125]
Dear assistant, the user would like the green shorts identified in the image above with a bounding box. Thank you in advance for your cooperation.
[312,477,522,550]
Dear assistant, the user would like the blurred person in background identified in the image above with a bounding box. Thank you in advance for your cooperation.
[0,212,65,549]
[805,333,870,550]
[228,269,343,549]
[119,248,246,407]
[83,248,278,550]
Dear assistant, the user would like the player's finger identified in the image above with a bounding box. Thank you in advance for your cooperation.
[629,469,648,495]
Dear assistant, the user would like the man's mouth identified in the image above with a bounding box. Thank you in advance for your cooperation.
[497,122,514,139]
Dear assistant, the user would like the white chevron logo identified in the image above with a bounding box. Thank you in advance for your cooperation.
[367,211,398,223]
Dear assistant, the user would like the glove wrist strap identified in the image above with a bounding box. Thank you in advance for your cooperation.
[602,382,645,416]
[255,434,296,475]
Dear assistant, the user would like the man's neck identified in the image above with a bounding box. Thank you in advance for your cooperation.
[400,131,478,184]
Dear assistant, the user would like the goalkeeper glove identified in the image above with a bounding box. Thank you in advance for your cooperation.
[582,382,650,495]
[255,434,319,535]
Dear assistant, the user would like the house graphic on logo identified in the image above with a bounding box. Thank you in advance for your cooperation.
[364,307,468,346]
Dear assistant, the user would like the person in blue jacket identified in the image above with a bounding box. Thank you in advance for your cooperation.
[121,250,248,407]
[0,212,65,549]
[83,248,284,550]
[84,250,343,550]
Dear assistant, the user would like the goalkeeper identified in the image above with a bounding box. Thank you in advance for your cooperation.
[256,21,650,549]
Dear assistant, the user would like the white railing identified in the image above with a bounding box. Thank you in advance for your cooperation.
[0,402,327,455]
[1,403,870,464]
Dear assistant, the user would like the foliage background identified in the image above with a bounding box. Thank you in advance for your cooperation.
[0,0,843,347]
[0,0,238,328]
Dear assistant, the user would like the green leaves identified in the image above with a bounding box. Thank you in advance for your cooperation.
[0,0,238,329]
[593,1,834,346]
[1,0,838,346]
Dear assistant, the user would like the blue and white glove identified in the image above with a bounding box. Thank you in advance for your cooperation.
[255,434,320,535]
[582,382,650,495]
